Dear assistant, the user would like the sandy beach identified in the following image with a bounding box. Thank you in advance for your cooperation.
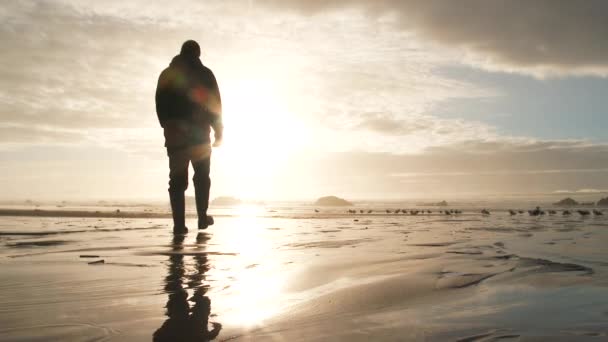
[0,204,607,341]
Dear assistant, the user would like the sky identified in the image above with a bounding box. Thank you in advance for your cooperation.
[1,0,608,202]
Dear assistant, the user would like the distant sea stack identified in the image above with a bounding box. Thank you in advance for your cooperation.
[597,197,608,207]
[210,196,242,206]
[553,197,579,206]
[314,196,353,206]
[417,200,448,207]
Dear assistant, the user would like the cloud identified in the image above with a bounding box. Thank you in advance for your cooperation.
[2,1,608,200]
[0,124,82,145]
[392,169,608,178]
[0,0,498,154]
[0,1,210,150]
[0,1,165,128]
[553,189,608,194]
[259,0,608,76]
[353,112,426,135]
[352,111,494,137]
[274,139,608,198]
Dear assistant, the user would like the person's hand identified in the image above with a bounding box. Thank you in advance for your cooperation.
[213,131,223,147]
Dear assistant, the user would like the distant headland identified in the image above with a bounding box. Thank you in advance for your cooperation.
[416,200,448,207]
[553,197,579,206]
[314,196,353,206]
[553,197,607,207]
[210,196,242,206]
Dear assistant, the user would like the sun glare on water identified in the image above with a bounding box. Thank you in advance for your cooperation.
[211,204,288,327]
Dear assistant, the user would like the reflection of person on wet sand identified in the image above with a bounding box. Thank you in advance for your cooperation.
[153,234,221,341]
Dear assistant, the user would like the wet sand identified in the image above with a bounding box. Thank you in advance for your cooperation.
[1,208,607,341]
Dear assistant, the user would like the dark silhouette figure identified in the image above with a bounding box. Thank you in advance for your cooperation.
[153,234,221,341]
[156,40,223,234]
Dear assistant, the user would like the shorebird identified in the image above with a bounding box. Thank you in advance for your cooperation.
[395,209,401,214]
[529,207,543,216]
[360,210,364,214]
[481,209,490,215]
[509,210,517,215]
[518,210,524,214]
[427,210,432,214]
[454,209,462,214]
[593,209,603,216]
[548,210,557,215]
[367,209,373,214]
[578,210,591,216]
[314,209,320,213]
[562,210,572,216]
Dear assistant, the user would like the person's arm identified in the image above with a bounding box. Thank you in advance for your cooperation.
[208,70,223,146]
[155,69,171,128]
[156,68,190,147]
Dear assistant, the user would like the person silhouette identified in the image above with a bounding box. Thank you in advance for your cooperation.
[156,40,223,234]
[153,234,222,341]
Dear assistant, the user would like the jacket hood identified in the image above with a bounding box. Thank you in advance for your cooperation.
[170,54,204,69]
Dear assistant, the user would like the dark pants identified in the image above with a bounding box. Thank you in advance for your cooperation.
[167,144,211,228]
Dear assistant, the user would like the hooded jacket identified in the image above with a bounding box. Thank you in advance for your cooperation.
[156,54,222,147]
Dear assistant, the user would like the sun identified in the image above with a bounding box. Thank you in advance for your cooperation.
[211,78,309,197]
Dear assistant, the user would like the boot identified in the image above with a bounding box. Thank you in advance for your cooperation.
[195,188,213,230]
[198,215,214,230]
[193,158,212,230]
[169,190,188,234]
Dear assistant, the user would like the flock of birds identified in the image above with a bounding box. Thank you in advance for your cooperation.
[312,207,605,217]
[502,207,604,217]
[343,208,463,215]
